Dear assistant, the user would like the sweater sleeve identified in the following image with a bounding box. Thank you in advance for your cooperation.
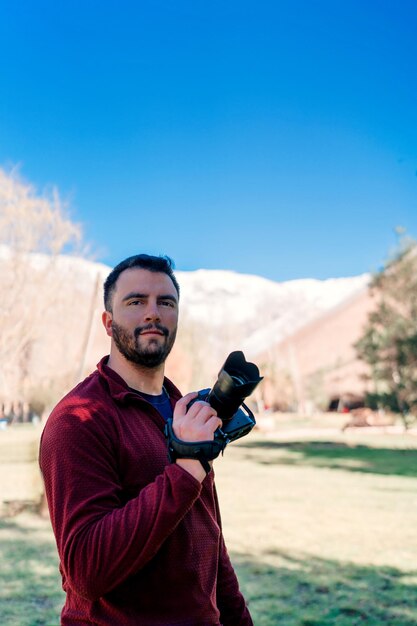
[216,535,254,626]
[39,400,202,601]
[213,487,254,626]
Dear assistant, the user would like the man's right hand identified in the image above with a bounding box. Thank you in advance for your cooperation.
[172,392,222,482]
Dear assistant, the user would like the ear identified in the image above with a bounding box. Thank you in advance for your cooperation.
[102,310,113,337]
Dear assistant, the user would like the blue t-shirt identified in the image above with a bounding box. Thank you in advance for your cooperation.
[133,388,173,422]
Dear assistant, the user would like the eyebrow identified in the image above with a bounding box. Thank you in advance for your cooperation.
[122,292,178,303]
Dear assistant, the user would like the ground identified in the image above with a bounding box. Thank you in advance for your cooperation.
[1,414,417,625]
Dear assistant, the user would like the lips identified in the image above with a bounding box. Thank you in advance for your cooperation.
[135,324,169,339]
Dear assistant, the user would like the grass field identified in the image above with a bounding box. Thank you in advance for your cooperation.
[1,419,417,625]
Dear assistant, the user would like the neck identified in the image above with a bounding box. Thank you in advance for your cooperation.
[107,348,165,395]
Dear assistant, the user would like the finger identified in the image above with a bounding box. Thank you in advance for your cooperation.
[187,401,217,421]
[174,392,198,417]
[195,415,223,440]
[206,415,223,431]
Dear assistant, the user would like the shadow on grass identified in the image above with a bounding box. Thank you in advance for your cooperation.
[1,516,416,626]
[0,517,63,626]
[233,549,417,626]
[238,440,417,478]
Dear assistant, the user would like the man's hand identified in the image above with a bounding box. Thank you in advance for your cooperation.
[172,392,222,482]
[173,392,222,441]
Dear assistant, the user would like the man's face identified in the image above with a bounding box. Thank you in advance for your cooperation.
[105,268,179,368]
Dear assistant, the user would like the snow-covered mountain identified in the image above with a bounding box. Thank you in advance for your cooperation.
[0,249,372,403]
[175,269,370,358]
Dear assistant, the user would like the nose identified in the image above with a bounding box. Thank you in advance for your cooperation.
[144,300,160,322]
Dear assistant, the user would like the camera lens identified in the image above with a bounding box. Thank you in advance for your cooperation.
[230,375,246,385]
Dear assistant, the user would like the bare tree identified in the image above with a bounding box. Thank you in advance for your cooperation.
[0,167,82,403]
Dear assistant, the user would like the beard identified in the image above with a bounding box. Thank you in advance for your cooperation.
[111,321,177,368]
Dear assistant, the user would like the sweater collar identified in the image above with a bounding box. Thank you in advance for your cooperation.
[96,355,182,405]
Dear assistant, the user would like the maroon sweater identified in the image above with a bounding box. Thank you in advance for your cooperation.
[40,357,253,626]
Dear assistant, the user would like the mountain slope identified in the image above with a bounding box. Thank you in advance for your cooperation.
[0,251,372,408]
[175,269,370,359]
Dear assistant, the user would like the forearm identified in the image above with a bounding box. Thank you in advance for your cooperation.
[53,463,201,599]
[216,534,254,626]
[40,414,202,601]
[213,485,253,625]
[61,464,201,599]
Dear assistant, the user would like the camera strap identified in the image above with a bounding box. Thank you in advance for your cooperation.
[164,418,227,474]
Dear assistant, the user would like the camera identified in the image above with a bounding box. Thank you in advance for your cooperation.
[193,350,263,444]
[166,351,263,472]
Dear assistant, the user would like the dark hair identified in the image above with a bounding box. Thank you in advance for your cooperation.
[103,254,180,311]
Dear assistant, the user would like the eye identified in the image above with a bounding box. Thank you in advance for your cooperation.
[128,299,144,306]
[160,300,175,308]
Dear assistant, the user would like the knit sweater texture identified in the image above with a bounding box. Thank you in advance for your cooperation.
[39,357,253,626]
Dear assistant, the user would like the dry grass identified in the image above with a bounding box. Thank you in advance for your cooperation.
[215,427,417,625]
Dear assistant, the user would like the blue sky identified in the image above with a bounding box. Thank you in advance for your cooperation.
[1,1,417,282]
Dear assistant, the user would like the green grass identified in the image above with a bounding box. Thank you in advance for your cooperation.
[1,426,417,625]
[239,438,417,477]
[0,514,64,625]
[232,554,416,626]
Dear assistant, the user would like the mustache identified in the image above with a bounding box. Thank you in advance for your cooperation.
[134,323,169,339]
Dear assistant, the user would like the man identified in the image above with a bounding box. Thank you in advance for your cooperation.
[40,254,253,626]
